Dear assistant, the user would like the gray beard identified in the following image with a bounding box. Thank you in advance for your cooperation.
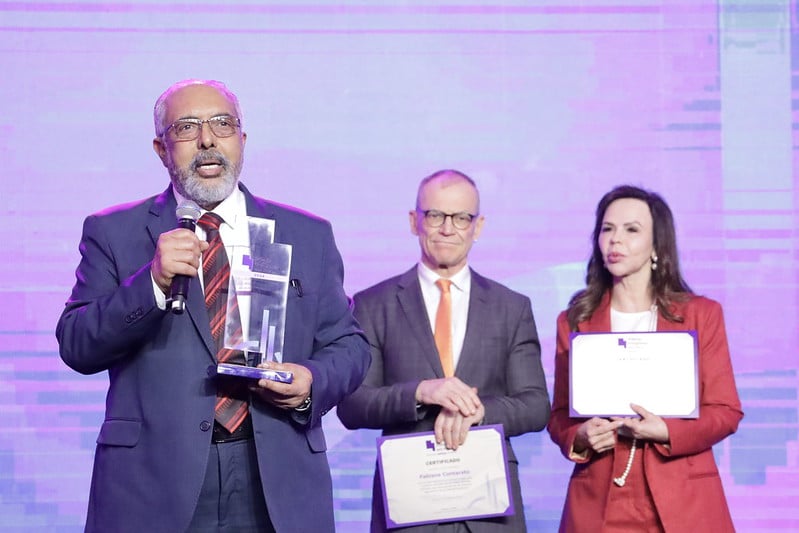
[168,150,242,208]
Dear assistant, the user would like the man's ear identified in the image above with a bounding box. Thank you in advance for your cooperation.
[473,215,486,241]
[153,137,168,167]
[408,210,420,236]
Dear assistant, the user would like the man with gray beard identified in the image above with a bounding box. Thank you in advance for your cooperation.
[56,79,370,533]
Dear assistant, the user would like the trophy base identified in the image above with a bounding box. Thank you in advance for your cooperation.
[215,363,293,383]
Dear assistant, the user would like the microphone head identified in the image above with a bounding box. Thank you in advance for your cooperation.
[175,200,201,222]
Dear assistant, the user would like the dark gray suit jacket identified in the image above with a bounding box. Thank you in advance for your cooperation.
[337,266,550,532]
[56,183,370,533]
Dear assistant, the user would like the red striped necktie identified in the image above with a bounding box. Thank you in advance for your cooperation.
[197,212,249,433]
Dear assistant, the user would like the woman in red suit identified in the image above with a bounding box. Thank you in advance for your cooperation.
[547,185,743,532]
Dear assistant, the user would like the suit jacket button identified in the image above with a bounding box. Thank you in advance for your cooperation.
[200,421,212,431]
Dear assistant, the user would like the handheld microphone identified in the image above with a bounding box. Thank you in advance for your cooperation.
[169,200,202,314]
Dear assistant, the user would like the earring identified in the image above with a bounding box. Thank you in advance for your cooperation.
[651,252,658,271]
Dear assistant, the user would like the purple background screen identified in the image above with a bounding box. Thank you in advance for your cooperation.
[1,1,797,531]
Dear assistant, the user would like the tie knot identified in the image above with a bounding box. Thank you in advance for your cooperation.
[435,278,452,294]
[198,212,225,233]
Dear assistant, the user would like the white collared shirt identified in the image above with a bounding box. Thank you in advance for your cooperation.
[417,263,471,371]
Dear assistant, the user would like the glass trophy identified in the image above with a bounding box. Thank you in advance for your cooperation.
[215,217,294,383]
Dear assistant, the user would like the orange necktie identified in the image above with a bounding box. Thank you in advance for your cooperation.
[434,279,454,377]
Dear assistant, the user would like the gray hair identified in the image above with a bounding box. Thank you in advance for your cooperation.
[153,79,243,136]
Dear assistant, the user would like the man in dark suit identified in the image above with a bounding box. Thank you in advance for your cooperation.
[56,79,370,533]
[337,170,550,532]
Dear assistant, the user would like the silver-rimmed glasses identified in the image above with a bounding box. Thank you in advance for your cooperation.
[162,115,241,142]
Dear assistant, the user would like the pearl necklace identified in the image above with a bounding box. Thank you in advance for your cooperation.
[611,304,657,488]
[613,440,637,487]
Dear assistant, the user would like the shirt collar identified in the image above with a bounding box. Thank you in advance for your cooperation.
[416,262,470,292]
[172,184,246,231]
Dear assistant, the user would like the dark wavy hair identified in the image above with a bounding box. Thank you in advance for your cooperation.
[566,185,692,330]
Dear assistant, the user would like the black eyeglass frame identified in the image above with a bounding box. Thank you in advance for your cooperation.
[417,209,478,230]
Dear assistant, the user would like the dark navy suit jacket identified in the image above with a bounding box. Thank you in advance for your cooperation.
[56,183,370,533]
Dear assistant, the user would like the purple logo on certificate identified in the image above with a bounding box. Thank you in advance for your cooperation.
[618,338,627,348]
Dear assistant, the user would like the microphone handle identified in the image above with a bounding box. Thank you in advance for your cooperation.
[169,217,198,314]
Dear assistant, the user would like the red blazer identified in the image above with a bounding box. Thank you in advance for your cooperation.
[547,293,743,533]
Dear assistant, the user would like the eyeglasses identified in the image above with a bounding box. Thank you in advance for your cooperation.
[418,209,477,230]
[162,115,241,142]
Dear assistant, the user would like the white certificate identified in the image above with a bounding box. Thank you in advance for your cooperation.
[570,331,699,418]
[376,425,513,529]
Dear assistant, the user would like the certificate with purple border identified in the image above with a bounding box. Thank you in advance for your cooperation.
[570,330,699,418]
[376,424,513,529]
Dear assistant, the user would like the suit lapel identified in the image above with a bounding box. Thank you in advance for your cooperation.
[456,269,490,381]
[395,268,445,377]
[581,292,612,332]
[241,183,276,221]
[146,187,176,249]
[148,187,219,360]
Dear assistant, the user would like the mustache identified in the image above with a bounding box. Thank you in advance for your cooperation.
[192,150,229,168]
